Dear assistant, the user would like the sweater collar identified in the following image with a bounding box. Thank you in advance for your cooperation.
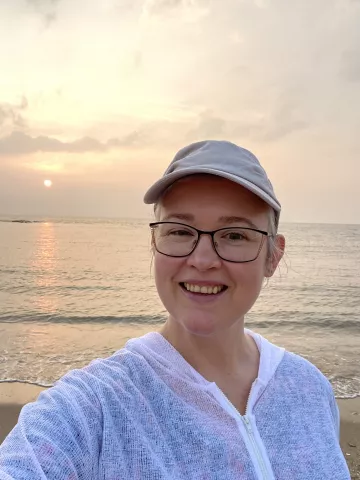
[125,329,285,393]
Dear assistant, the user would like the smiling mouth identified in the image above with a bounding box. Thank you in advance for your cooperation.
[179,282,228,295]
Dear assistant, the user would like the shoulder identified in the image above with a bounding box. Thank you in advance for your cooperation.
[11,344,155,437]
[55,343,152,395]
[277,349,334,397]
[252,330,334,398]
[0,347,149,476]
[272,349,340,437]
[259,341,339,422]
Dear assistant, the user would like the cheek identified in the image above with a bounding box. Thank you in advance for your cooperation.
[230,258,266,291]
[154,254,184,311]
[153,253,179,289]
[229,262,265,316]
[154,254,166,290]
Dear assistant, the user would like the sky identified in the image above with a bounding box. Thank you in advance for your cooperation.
[0,0,359,224]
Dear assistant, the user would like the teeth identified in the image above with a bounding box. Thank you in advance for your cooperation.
[183,283,225,295]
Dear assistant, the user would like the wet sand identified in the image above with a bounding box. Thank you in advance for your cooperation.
[0,384,358,478]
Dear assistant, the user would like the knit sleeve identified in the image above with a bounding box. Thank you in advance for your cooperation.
[0,372,102,479]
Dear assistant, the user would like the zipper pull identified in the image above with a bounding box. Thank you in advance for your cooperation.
[244,416,253,433]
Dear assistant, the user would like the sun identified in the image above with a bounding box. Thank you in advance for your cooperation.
[44,180,52,188]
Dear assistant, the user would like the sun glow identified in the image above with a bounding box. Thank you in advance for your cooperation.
[44,180,52,188]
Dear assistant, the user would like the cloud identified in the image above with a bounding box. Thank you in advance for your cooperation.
[232,109,308,143]
[26,0,59,4]
[0,130,144,156]
[252,0,269,8]
[26,0,60,26]
[133,50,143,70]
[187,96,308,144]
[144,0,183,15]
[107,130,144,147]
[143,0,209,17]
[257,95,309,141]
[187,110,226,140]
[0,97,28,132]
[341,49,360,82]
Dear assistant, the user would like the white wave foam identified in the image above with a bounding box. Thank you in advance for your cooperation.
[0,378,53,388]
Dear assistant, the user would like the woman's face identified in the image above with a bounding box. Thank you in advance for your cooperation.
[153,175,284,336]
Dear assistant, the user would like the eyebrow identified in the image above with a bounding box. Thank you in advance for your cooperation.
[161,213,259,230]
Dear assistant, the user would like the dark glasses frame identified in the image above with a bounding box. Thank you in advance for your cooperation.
[149,221,270,263]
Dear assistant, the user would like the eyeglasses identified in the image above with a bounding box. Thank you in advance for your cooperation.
[149,221,269,263]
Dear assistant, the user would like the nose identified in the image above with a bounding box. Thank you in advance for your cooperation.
[186,234,221,271]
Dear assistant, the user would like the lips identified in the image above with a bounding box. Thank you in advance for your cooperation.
[179,282,228,295]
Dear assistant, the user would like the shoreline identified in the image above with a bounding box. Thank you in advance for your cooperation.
[0,384,358,478]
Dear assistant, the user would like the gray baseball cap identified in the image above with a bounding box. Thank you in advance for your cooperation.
[144,140,281,221]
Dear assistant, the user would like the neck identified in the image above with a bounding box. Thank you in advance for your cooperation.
[159,316,258,383]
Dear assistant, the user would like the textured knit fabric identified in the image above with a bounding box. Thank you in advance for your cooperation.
[0,330,350,479]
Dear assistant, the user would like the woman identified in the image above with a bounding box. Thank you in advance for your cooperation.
[0,140,350,479]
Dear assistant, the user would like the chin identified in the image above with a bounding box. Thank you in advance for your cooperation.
[177,312,220,337]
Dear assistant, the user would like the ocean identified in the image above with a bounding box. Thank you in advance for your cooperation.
[0,216,359,399]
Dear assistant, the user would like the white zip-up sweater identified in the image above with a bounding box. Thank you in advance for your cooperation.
[0,330,350,479]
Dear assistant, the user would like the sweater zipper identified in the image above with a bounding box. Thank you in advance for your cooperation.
[242,416,269,480]
[216,383,271,480]
[243,381,269,479]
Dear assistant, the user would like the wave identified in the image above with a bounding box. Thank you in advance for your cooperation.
[0,313,166,325]
[0,378,52,388]
[334,393,360,399]
[246,316,360,332]
[0,313,359,332]
[0,219,44,224]
[0,217,150,225]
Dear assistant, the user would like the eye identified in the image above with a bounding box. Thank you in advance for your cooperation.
[223,231,247,241]
[230,232,245,240]
[218,229,254,244]
[168,229,194,237]
[155,223,197,239]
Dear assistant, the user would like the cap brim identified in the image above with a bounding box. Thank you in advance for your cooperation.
[143,167,281,213]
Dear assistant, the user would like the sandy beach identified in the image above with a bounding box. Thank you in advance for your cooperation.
[0,384,358,478]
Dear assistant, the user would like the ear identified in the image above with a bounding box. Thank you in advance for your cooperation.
[265,234,285,278]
